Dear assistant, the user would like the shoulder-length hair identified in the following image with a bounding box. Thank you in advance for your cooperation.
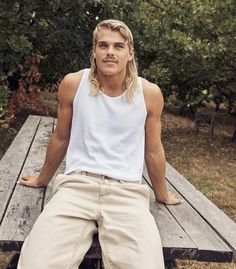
[89,19,139,103]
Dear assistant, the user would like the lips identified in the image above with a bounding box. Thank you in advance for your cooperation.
[103,59,117,63]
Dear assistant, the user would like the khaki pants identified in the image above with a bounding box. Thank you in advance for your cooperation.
[17,173,165,269]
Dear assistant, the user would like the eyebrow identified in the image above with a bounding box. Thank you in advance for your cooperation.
[97,41,126,46]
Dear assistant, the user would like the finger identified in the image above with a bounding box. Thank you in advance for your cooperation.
[17,177,33,185]
[168,192,184,205]
[17,179,29,186]
[175,198,184,204]
[21,174,35,180]
[21,176,29,181]
[166,197,184,205]
[17,179,35,188]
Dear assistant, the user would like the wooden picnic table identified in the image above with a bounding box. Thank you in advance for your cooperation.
[0,115,235,269]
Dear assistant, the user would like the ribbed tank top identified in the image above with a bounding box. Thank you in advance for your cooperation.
[65,69,147,181]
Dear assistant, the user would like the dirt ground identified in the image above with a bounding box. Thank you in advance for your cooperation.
[0,96,235,268]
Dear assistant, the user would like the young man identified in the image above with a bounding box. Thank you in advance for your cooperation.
[17,19,182,269]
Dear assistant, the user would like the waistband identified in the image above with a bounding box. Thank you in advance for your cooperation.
[70,171,142,184]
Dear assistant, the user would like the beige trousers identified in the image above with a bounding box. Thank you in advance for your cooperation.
[17,173,165,269]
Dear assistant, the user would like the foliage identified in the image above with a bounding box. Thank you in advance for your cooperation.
[0,1,33,71]
[134,0,236,114]
[6,53,44,123]
[0,1,34,121]
[0,78,9,119]
[0,0,235,119]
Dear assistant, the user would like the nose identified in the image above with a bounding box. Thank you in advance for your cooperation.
[107,45,114,56]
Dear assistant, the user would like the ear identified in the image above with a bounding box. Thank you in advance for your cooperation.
[93,46,96,58]
[129,47,134,61]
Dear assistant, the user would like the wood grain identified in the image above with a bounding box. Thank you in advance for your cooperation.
[165,162,236,260]
[0,116,40,223]
[0,117,54,250]
[143,164,233,262]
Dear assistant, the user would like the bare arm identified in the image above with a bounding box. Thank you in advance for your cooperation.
[18,71,83,187]
[144,80,182,205]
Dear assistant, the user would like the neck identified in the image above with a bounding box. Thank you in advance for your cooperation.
[97,70,126,97]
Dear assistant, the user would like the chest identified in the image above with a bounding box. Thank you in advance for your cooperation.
[76,93,147,134]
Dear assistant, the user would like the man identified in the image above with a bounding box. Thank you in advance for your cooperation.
[17,19,182,269]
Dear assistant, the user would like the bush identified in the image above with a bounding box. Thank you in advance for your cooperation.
[0,75,9,120]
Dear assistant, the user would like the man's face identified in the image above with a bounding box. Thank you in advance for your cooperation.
[93,28,133,76]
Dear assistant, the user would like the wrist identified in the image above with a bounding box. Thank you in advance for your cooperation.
[155,192,169,204]
[37,175,49,187]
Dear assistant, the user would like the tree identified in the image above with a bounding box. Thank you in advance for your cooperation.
[0,1,33,119]
[134,0,236,114]
[1,0,235,124]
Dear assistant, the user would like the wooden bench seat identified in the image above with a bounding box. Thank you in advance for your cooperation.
[0,115,235,269]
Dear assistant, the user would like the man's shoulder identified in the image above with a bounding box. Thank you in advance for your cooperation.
[141,77,163,102]
[61,69,86,88]
[58,69,86,103]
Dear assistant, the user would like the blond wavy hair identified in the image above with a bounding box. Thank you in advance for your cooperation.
[89,19,139,103]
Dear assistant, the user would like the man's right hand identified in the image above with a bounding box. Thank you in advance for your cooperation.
[17,175,47,188]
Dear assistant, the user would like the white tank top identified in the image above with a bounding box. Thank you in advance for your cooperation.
[65,69,147,181]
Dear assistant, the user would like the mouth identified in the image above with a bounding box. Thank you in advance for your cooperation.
[103,59,118,64]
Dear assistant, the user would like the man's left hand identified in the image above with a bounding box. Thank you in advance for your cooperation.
[156,191,183,205]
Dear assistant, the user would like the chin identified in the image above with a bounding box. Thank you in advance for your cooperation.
[98,67,119,76]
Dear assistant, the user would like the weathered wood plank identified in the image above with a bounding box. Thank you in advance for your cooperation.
[0,116,41,223]
[0,117,54,251]
[143,166,198,260]
[165,162,236,260]
[143,166,233,262]
[147,187,197,261]
[164,260,178,269]
[167,184,232,262]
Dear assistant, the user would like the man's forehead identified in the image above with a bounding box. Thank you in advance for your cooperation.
[96,28,127,43]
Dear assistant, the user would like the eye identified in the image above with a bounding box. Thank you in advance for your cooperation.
[115,44,124,49]
[98,43,107,48]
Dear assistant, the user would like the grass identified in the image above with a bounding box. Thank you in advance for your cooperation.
[0,92,235,268]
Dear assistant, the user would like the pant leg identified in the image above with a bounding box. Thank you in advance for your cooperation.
[17,174,98,269]
[98,181,165,269]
